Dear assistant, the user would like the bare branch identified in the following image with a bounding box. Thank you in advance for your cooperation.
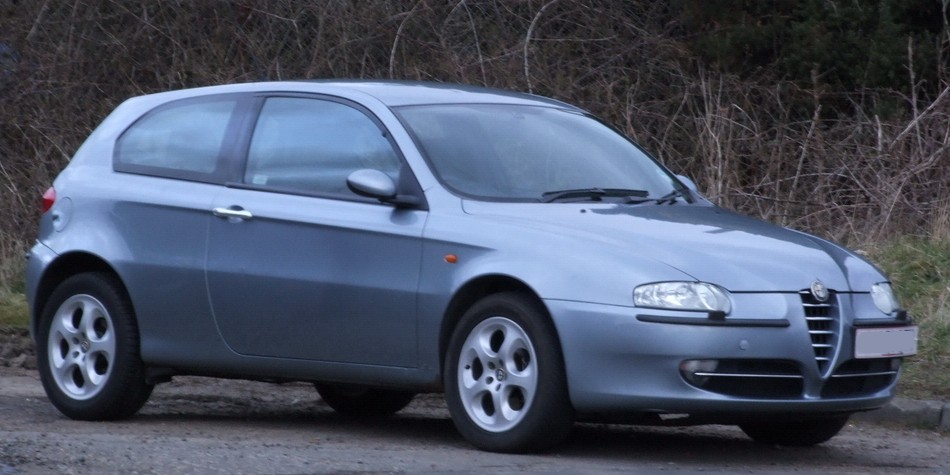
[523,0,559,93]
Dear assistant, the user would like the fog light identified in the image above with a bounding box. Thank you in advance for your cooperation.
[680,359,719,385]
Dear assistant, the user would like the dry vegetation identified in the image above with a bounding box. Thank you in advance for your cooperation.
[0,1,948,395]
[1,2,947,258]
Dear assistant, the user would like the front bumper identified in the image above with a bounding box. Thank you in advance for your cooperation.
[546,295,910,420]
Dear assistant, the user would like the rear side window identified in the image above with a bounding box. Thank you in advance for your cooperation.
[114,97,239,182]
[243,97,401,196]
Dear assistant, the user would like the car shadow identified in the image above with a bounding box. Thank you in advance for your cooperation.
[125,388,873,471]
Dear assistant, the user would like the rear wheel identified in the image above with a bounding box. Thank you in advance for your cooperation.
[739,415,851,446]
[315,383,415,418]
[444,292,573,453]
[36,272,153,420]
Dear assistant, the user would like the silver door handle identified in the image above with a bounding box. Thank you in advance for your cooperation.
[212,207,253,220]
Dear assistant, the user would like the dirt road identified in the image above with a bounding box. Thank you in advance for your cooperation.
[0,366,947,474]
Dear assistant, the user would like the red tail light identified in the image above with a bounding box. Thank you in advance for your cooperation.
[42,187,56,213]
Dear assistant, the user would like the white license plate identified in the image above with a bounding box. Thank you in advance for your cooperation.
[854,326,918,359]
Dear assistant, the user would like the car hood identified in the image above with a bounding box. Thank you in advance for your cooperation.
[461,201,883,293]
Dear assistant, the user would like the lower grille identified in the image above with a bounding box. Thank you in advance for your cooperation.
[801,290,839,373]
[681,358,899,399]
[822,358,900,397]
[681,360,804,399]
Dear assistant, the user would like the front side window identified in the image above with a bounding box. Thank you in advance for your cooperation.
[115,98,238,180]
[395,104,680,201]
[244,97,401,196]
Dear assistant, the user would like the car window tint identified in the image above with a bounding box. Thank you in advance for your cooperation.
[115,99,237,175]
[244,97,400,195]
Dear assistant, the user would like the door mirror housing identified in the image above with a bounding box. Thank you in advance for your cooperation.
[347,169,397,199]
[347,169,422,208]
[676,174,700,194]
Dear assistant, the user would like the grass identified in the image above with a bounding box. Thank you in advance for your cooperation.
[869,238,950,401]
[0,289,29,328]
[0,239,946,400]
[0,253,29,328]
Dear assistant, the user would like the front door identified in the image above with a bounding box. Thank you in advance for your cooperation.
[205,96,425,366]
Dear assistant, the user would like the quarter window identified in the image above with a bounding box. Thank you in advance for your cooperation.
[244,97,401,196]
[115,98,238,180]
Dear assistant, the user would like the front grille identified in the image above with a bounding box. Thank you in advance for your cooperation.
[801,290,839,374]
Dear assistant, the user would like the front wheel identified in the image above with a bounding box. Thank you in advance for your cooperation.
[739,415,851,446]
[36,272,153,420]
[444,292,573,453]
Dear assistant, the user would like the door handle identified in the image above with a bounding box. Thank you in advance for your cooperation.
[212,207,253,221]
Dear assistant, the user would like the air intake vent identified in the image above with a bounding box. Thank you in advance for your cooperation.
[822,358,900,397]
[800,290,839,374]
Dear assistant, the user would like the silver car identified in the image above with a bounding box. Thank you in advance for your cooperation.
[26,81,918,453]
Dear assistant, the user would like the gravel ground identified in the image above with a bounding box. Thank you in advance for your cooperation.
[2,327,948,474]
[0,327,34,371]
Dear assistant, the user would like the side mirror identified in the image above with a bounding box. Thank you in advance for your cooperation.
[347,169,397,199]
[676,175,699,194]
[347,169,422,208]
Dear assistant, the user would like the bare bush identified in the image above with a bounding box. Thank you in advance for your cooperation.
[1,0,948,289]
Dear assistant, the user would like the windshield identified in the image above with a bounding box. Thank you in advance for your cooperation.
[395,104,682,202]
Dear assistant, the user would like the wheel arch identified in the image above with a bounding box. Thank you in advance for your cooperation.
[31,252,126,337]
[438,275,556,378]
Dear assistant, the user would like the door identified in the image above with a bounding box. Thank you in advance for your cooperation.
[205,96,425,366]
[111,95,244,358]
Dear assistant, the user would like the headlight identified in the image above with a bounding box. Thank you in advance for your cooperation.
[870,282,899,314]
[634,282,732,313]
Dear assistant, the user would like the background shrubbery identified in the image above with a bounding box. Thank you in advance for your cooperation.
[0,1,948,396]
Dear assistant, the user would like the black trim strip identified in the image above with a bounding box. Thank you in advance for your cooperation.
[853,318,915,327]
[636,315,790,327]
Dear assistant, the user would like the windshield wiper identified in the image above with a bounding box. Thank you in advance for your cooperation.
[652,187,692,205]
[541,188,649,203]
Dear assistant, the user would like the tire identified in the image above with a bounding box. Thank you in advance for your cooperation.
[444,292,573,453]
[315,383,416,418]
[739,414,851,446]
[36,272,153,420]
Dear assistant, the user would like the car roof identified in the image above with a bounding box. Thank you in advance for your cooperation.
[126,80,583,111]
[308,80,581,109]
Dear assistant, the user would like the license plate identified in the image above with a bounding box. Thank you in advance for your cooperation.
[854,326,918,359]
